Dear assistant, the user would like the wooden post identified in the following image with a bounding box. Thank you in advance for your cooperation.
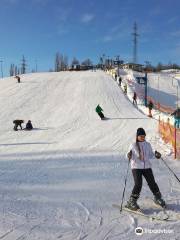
[158,116,161,134]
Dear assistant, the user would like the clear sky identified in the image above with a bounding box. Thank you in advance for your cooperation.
[0,0,180,76]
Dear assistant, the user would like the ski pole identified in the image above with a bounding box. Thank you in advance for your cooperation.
[161,157,180,184]
[120,158,130,213]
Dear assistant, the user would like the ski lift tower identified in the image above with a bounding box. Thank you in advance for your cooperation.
[132,22,139,64]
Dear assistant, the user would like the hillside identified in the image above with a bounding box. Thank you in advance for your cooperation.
[0,71,179,239]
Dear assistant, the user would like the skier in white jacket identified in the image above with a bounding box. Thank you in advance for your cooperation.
[125,127,166,210]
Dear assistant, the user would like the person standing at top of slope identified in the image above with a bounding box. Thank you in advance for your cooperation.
[95,104,105,120]
[125,128,166,211]
[15,75,21,83]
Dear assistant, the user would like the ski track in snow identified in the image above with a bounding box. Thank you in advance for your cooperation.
[0,71,179,239]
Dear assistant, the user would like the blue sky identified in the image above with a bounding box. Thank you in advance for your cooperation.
[0,0,180,76]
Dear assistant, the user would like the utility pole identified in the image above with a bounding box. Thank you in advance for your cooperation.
[21,55,27,74]
[144,72,148,107]
[132,22,139,64]
[102,54,105,70]
[0,59,3,78]
[35,59,38,72]
[116,55,120,76]
[107,56,110,70]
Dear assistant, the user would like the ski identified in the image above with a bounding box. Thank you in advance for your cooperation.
[152,203,180,220]
[112,204,170,221]
[101,117,109,120]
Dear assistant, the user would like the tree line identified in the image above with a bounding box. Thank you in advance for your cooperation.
[9,53,180,76]
[144,61,180,72]
[9,53,93,76]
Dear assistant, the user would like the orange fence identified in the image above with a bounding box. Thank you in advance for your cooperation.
[176,128,180,159]
[159,117,180,159]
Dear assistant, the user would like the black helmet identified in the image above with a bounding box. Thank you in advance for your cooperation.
[137,128,146,137]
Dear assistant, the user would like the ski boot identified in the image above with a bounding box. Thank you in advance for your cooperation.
[100,113,105,120]
[125,194,140,211]
[101,117,107,120]
[154,192,166,208]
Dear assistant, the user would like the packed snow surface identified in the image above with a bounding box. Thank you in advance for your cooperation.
[0,71,179,239]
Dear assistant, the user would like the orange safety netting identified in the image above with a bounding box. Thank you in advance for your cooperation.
[177,129,180,159]
[159,118,180,159]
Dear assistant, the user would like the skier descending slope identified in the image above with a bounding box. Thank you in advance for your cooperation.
[125,128,166,211]
[95,104,105,120]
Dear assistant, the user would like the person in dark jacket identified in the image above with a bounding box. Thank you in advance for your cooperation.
[15,75,21,83]
[95,104,105,120]
[171,107,180,128]
[148,101,153,117]
[133,92,137,105]
[25,120,33,130]
[13,120,24,131]
[126,128,165,211]
[124,83,127,95]
[114,73,117,81]
[118,76,122,86]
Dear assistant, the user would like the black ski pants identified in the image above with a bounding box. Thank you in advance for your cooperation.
[14,123,22,131]
[131,168,160,197]
[98,112,104,119]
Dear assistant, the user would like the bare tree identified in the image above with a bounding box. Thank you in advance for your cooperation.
[15,66,18,75]
[55,52,61,72]
[81,58,92,66]
[71,57,79,65]
[55,52,69,71]
[63,55,68,70]
[10,64,14,76]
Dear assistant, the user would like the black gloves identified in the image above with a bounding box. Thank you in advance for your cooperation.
[127,150,132,160]
[155,151,161,159]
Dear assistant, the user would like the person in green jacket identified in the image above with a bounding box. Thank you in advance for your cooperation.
[95,104,105,120]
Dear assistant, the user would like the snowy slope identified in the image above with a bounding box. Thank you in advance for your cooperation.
[0,71,179,239]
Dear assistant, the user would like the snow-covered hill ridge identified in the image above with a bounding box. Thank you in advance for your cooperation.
[0,70,158,153]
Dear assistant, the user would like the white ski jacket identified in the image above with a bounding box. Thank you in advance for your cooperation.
[128,141,155,169]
